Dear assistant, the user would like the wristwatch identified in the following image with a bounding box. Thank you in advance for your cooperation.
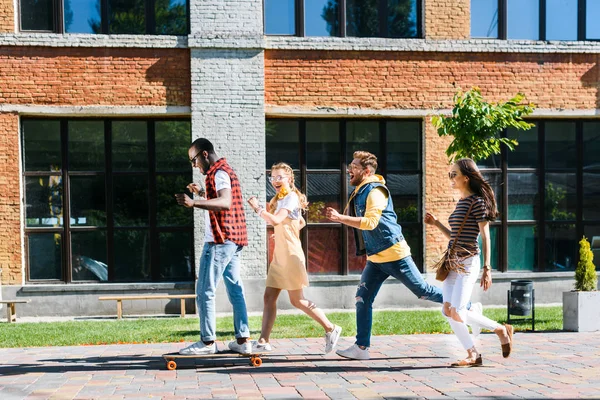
[483,265,492,270]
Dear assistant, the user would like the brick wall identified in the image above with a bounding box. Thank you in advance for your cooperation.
[265,51,600,110]
[0,0,13,33]
[0,113,21,284]
[424,0,470,39]
[0,47,191,106]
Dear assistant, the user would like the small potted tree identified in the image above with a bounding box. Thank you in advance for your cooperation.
[563,237,600,332]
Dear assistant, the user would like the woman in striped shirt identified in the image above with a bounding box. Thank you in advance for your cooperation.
[425,158,514,367]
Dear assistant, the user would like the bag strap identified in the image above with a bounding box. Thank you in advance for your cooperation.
[450,198,475,251]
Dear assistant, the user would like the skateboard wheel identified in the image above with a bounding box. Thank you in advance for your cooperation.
[251,357,262,367]
[166,360,177,370]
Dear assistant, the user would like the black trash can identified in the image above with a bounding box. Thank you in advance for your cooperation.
[507,280,535,330]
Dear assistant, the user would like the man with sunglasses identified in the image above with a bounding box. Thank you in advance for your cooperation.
[326,151,482,360]
[175,138,251,356]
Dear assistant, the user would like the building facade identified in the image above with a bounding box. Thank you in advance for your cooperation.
[1,0,599,317]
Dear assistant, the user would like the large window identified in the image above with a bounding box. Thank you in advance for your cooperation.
[266,119,422,275]
[20,0,188,34]
[478,120,600,272]
[264,0,421,38]
[471,0,599,41]
[22,118,194,283]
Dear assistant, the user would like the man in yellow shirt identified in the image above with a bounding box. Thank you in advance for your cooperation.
[326,151,481,360]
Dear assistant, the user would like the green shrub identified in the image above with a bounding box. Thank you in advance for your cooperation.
[575,236,597,291]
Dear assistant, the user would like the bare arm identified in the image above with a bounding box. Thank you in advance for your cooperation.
[424,212,451,239]
[298,215,306,230]
[479,220,492,291]
[175,188,232,211]
[325,207,363,229]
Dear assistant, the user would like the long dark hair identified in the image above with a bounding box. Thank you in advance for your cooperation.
[455,158,499,221]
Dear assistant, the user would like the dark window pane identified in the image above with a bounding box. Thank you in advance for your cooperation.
[114,230,150,280]
[28,233,62,280]
[20,0,54,31]
[308,227,341,274]
[545,173,576,221]
[546,0,577,40]
[68,120,105,171]
[506,225,537,271]
[346,0,379,37]
[347,226,367,274]
[388,0,417,38]
[478,224,499,270]
[71,231,107,281]
[112,121,148,171]
[113,175,148,226]
[508,173,537,220]
[584,172,600,221]
[387,121,419,170]
[108,0,146,34]
[507,124,538,168]
[545,122,576,169]
[265,0,295,35]
[482,172,502,218]
[157,174,193,226]
[387,174,419,222]
[401,223,421,269]
[307,174,340,223]
[545,223,577,271]
[586,0,600,39]
[23,120,61,172]
[70,176,106,227]
[25,176,63,227]
[507,0,539,40]
[266,120,300,169]
[159,231,194,280]
[306,0,339,36]
[306,121,340,169]
[583,122,600,170]
[346,121,379,165]
[476,153,501,169]
[64,0,101,33]
[583,226,600,270]
[155,0,188,35]
[155,121,191,171]
[471,0,498,38]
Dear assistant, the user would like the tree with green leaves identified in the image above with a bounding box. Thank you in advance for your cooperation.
[575,237,597,291]
[431,87,535,162]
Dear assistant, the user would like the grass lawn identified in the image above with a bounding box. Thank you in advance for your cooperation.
[0,306,562,348]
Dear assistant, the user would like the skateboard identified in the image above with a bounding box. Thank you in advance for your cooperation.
[163,351,265,370]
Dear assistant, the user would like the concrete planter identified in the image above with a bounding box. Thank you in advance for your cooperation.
[563,291,600,332]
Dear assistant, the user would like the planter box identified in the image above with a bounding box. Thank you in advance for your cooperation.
[563,291,600,332]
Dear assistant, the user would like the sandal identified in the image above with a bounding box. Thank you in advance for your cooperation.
[451,354,483,368]
[501,323,514,358]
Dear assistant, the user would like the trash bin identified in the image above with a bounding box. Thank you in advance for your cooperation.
[507,279,535,330]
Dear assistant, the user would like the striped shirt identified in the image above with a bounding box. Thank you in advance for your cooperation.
[448,195,487,255]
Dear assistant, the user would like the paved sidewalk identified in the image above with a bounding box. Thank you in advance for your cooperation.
[0,331,599,399]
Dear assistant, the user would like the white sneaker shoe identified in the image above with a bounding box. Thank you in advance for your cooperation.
[470,302,483,337]
[251,340,273,353]
[179,341,217,355]
[336,343,370,360]
[325,325,342,354]
[228,340,252,355]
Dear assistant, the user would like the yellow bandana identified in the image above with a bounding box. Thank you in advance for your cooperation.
[276,186,289,200]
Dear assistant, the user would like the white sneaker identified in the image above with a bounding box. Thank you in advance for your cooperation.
[228,340,252,355]
[324,325,342,354]
[179,341,217,355]
[251,340,273,353]
[336,343,370,360]
[470,302,483,337]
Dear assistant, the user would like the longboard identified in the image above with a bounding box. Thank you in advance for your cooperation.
[163,351,265,370]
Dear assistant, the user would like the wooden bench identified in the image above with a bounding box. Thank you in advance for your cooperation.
[0,300,31,323]
[99,295,196,319]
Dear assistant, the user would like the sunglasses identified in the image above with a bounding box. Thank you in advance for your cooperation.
[269,175,288,183]
[448,172,458,179]
[189,152,201,165]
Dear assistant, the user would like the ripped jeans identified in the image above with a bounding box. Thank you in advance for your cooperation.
[355,256,443,347]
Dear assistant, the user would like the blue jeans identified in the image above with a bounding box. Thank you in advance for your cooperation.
[197,242,250,342]
[355,256,443,347]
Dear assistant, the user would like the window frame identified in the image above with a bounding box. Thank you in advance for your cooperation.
[22,117,195,284]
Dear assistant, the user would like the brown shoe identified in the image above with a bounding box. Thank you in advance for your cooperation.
[501,323,514,358]
[451,354,483,368]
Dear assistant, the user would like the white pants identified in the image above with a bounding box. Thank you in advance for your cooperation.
[442,255,501,350]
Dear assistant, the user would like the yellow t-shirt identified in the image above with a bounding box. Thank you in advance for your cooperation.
[358,186,411,263]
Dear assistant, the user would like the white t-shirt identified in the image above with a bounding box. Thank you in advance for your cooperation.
[204,170,231,243]
[276,191,301,220]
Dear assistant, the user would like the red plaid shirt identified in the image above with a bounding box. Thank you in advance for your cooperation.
[205,158,248,246]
